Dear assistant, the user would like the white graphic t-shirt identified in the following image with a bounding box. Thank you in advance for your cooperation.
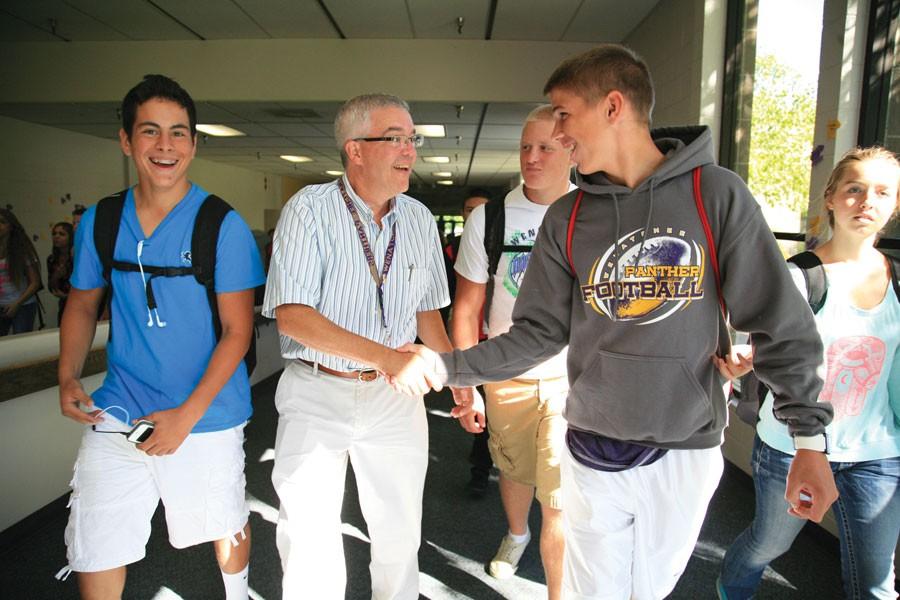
[454,184,572,380]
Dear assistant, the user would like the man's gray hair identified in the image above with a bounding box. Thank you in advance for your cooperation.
[334,94,411,167]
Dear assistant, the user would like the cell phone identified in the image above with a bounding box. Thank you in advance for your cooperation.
[126,420,155,444]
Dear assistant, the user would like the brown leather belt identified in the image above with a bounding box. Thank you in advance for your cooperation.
[299,359,379,382]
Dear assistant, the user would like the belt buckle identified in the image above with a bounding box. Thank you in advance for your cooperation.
[358,369,378,383]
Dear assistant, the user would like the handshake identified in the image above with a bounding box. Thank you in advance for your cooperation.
[382,343,483,430]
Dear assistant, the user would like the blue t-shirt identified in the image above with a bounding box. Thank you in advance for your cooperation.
[72,184,266,432]
[758,264,900,462]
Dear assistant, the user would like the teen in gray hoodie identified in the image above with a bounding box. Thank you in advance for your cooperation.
[401,44,837,599]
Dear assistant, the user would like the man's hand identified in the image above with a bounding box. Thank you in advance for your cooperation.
[453,387,485,433]
[713,343,753,381]
[59,378,101,424]
[382,347,442,396]
[785,449,838,522]
[135,406,198,456]
[1,303,19,318]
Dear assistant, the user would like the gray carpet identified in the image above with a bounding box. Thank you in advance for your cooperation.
[0,371,846,599]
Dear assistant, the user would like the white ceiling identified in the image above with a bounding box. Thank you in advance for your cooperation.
[0,0,661,187]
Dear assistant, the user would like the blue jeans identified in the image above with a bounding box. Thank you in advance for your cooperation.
[0,301,37,336]
[719,436,900,599]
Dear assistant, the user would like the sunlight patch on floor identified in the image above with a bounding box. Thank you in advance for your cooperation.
[246,491,278,524]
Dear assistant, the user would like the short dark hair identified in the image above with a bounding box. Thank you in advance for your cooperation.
[72,205,86,217]
[543,44,655,123]
[465,188,491,203]
[121,74,197,139]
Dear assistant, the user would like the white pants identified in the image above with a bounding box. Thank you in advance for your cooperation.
[561,444,724,600]
[271,361,428,600]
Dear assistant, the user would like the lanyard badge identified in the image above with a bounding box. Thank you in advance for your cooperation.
[338,179,397,337]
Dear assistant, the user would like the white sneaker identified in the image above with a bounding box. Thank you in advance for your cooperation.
[488,531,531,579]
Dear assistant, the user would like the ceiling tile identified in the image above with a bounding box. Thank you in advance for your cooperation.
[65,0,197,40]
[323,0,413,39]
[232,0,339,38]
[151,0,268,40]
[0,11,60,41]
[492,0,582,41]
[562,0,661,42]
[406,0,488,39]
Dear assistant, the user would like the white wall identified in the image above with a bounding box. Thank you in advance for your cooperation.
[0,115,283,325]
[626,0,706,128]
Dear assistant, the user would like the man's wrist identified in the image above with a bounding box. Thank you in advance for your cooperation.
[793,434,829,454]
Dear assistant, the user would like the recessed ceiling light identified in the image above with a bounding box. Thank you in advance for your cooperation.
[436,180,454,186]
[324,170,344,176]
[432,171,452,177]
[422,156,450,163]
[196,124,246,137]
[416,125,445,137]
[280,155,312,163]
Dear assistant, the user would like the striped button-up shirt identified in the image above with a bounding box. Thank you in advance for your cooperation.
[263,176,450,371]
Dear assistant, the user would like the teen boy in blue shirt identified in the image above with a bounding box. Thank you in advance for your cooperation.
[58,74,264,600]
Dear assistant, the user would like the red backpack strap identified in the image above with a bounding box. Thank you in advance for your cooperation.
[566,190,585,276]
[692,166,726,316]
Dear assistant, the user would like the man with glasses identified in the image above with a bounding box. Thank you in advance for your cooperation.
[58,74,263,600]
[264,93,470,599]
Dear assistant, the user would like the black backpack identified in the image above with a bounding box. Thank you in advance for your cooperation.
[93,190,258,375]
[482,199,533,326]
[733,250,900,424]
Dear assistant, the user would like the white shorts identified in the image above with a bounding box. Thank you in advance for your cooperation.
[561,444,724,600]
[64,420,249,573]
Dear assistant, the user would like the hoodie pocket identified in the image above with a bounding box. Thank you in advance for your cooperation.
[572,350,712,444]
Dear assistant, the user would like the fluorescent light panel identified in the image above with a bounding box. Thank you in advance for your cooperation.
[196,124,246,137]
[416,125,445,137]
[436,180,454,186]
[422,156,450,163]
[280,155,312,163]
[324,170,344,176]
[432,171,452,177]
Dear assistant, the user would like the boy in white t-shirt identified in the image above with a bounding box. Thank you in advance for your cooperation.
[450,105,574,599]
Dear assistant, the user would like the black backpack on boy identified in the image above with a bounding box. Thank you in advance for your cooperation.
[93,190,258,375]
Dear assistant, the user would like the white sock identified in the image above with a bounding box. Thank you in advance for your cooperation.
[221,564,249,600]
[509,526,530,544]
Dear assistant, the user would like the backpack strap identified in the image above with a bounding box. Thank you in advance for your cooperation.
[691,166,731,357]
[93,189,129,338]
[565,191,585,276]
[190,194,258,375]
[94,190,129,285]
[484,200,506,279]
[787,251,827,314]
[482,199,505,327]
[881,251,900,303]
[192,195,232,340]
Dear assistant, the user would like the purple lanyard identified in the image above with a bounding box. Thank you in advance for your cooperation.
[338,179,397,330]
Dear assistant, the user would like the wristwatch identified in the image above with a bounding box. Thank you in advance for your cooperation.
[793,434,829,454]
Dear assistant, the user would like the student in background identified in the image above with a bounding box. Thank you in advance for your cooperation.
[0,208,41,336]
[718,147,900,600]
[47,221,74,325]
[451,105,574,596]
[443,189,492,497]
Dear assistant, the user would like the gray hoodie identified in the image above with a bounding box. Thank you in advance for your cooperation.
[439,125,832,449]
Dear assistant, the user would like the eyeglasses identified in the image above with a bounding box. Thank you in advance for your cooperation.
[353,134,425,148]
